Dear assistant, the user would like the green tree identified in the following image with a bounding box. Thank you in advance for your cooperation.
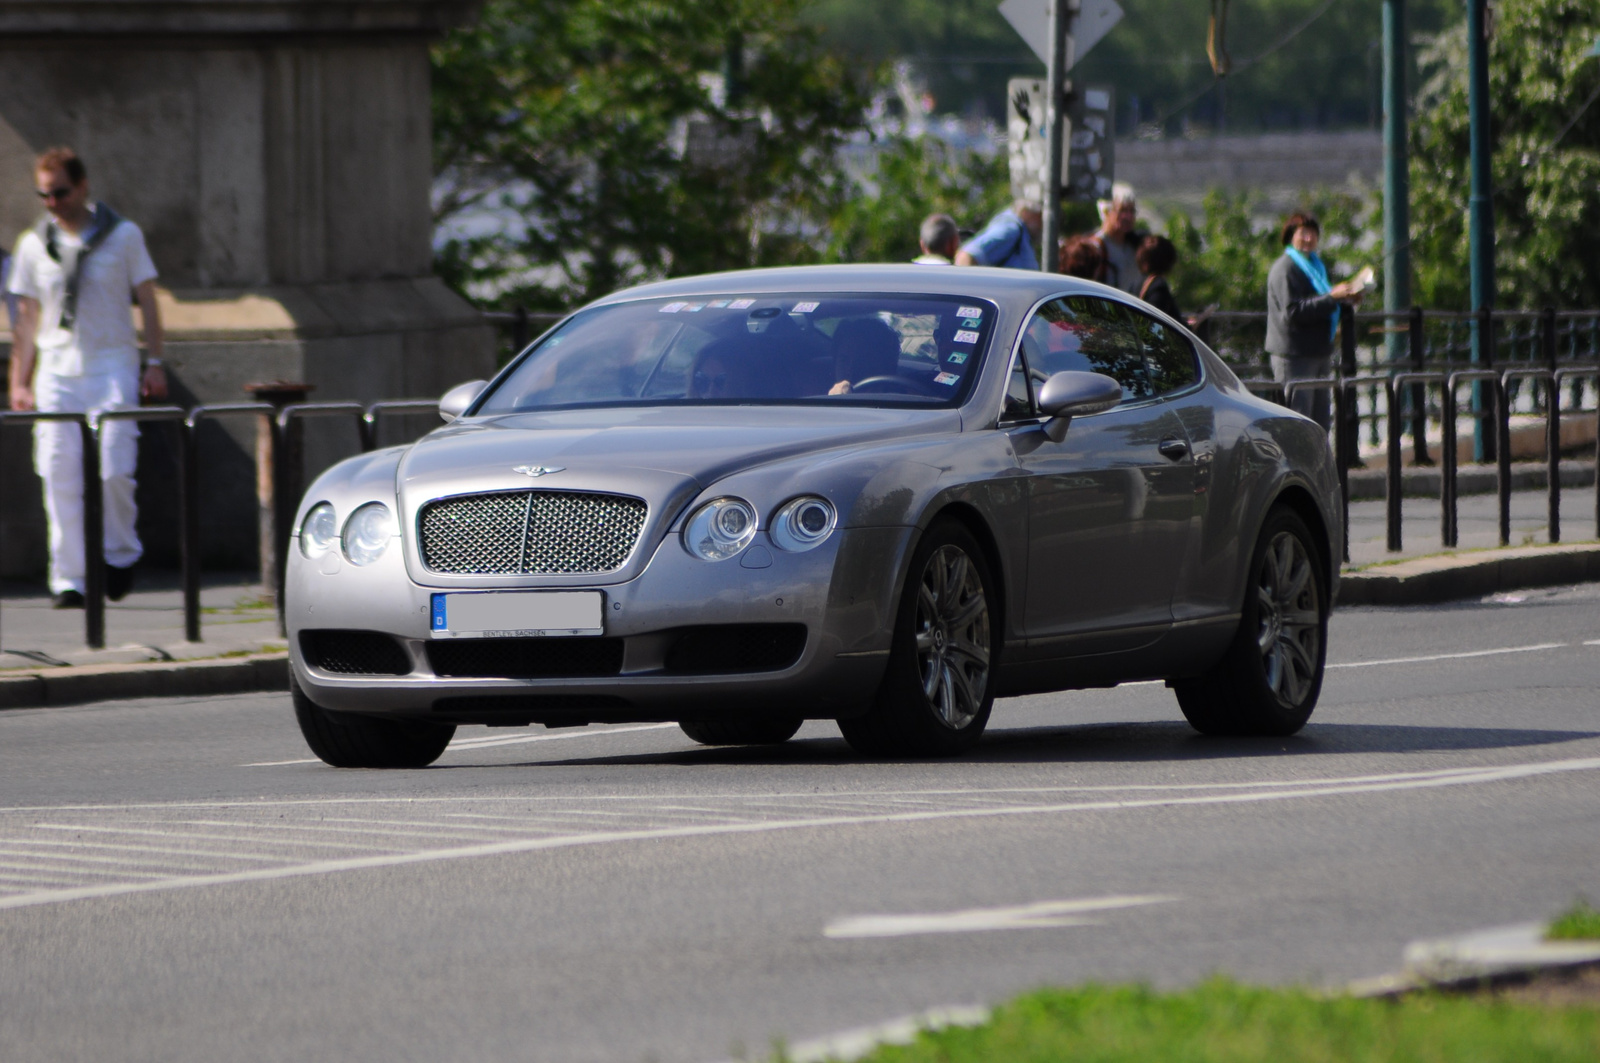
[1410,0,1600,309]
[432,0,871,310]
[1165,188,1372,311]
[820,136,1011,264]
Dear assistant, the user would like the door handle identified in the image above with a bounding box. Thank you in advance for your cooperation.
[1158,437,1189,461]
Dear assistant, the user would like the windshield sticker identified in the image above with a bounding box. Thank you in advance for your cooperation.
[791,301,820,314]
[960,317,982,330]
[707,299,731,308]
[953,329,980,344]
[728,298,755,309]
[683,303,705,312]
[945,351,969,364]
[934,372,961,386]
[659,302,687,313]
[956,306,983,319]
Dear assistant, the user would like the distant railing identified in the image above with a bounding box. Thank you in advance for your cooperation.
[0,400,441,651]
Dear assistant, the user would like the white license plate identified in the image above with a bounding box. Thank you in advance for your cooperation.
[430,591,604,638]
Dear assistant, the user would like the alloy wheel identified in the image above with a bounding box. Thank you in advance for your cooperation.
[1255,530,1321,707]
[913,544,991,729]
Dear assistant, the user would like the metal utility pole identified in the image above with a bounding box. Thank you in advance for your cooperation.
[1382,0,1411,369]
[1467,0,1495,459]
[1039,0,1075,272]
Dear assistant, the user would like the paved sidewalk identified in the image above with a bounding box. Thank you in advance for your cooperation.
[1346,482,1599,567]
[0,572,280,672]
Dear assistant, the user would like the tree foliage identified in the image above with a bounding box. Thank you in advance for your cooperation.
[1164,189,1371,312]
[807,0,1458,131]
[432,0,871,310]
[1410,0,1600,309]
[821,137,1011,264]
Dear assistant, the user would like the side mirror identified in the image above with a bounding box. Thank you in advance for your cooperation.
[1037,371,1121,442]
[439,379,488,422]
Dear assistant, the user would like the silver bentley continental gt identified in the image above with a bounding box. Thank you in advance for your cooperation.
[286,265,1341,767]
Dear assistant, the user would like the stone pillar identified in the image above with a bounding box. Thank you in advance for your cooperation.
[0,1,493,578]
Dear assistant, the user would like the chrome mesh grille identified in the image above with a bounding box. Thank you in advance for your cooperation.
[419,490,648,575]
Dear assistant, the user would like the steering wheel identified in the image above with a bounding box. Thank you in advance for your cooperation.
[848,375,928,395]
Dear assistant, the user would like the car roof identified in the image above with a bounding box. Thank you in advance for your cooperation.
[587,264,1117,317]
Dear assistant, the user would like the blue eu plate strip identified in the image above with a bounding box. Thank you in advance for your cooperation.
[431,594,448,631]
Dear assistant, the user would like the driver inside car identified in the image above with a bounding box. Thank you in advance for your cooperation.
[828,317,902,395]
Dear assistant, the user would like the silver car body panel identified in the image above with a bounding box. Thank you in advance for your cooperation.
[287,265,1341,724]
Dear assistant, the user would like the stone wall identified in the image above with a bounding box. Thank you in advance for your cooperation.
[0,1,492,580]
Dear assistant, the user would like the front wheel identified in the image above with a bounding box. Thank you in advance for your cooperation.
[837,518,999,757]
[291,672,455,767]
[1174,507,1328,736]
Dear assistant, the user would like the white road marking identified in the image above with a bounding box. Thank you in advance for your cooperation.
[824,894,1175,939]
[1,755,1597,912]
[32,824,406,852]
[733,1005,992,1063]
[1327,642,1568,669]
[241,722,679,766]
[1584,639,1600,646]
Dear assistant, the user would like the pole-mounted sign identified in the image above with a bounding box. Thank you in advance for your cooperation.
[999,0,1124,272]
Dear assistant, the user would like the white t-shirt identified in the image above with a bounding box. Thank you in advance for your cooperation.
[6,208,158,377]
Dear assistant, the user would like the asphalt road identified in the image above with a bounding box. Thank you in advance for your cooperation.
[3,586,1600,1063]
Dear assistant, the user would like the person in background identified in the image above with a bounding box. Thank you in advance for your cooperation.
[912,213,959,265]
[955,200,1042,270]
[1086,183,1146,294]
[6,147,167,609]
[1059,235,1104,280]
[1136,235,1181,319]
[1265,211,1363,431]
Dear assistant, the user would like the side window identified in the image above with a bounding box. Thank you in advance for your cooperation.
[1022,296,1151,402]
[1125,307,1200,395]
[1003,349,1034,420]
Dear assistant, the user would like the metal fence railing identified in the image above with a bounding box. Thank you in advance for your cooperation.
[0,399,441,652]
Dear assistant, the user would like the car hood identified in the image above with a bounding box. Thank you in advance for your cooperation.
[393,405,960,587]
[399,406,959,499]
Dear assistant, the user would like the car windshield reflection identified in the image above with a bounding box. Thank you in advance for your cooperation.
[475,294,997,413]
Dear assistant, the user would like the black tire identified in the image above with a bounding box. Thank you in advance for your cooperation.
[1174,506,1328,736]
[837,518,999,757]
[291,671,455,768]
[678,716,804,746]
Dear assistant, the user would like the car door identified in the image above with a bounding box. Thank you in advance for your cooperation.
[1007,295,1195,655]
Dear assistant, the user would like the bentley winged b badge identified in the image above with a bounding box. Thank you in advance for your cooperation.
[513,465,565,478]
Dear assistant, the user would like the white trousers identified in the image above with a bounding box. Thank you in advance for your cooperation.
[33,368,143,595]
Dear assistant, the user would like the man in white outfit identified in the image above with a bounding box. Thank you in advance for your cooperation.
[7,147,166,609]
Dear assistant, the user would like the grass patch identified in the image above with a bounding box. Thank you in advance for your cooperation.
[788,979,1599,1063]
[1549,900,1600,942]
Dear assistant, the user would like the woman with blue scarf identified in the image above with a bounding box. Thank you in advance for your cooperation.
[1266,213,1363,431]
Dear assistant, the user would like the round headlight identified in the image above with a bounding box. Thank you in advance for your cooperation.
[299,502,338,559]
[770,496,836,552]
[683,497,758,561]
[343,503,396,566]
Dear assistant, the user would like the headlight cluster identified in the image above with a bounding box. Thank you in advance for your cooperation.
[682,495,836,561]
[298,501,397,567]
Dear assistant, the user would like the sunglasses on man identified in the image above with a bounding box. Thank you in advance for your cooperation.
[36,186,75,201]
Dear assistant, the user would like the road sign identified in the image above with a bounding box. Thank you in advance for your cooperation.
[1008,78,1114,205]
[998,0,1124,68]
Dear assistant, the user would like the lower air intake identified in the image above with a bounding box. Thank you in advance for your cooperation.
[300,630,412,676]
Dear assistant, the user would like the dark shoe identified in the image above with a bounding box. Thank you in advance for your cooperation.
[52,590,85,610]
[107,565,135,602]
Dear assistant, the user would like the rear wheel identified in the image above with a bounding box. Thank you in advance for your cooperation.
[1174,507,1327,736]
[837,519,998,757]
[679,716,804,746]
[291,672,455,768]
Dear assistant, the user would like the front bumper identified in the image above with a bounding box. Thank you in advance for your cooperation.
[286,526,914,724]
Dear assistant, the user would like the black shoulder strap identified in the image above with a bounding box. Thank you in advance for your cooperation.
[38,204,126,330]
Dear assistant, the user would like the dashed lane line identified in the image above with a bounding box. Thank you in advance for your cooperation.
[241,722,679,766]
[0,755,1596,912]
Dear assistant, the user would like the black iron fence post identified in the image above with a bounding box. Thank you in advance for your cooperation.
[79,417,105,650]
[1541,307,1560,542]
[1495,371,1512,546]
[179,416,201,642]
[1409,305,1429,464]
[1339,304,1359,470]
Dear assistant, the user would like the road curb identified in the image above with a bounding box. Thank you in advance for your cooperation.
[0,653,287,711]
[1338,543,1600,606]
[1346,460,1596,501]
[1349,923,1600,997]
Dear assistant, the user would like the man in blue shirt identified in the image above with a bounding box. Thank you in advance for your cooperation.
[955,200,1042,270]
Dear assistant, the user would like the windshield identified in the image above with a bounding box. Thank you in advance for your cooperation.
[475,293,997,413]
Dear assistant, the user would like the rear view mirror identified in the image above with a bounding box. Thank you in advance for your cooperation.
[439,380,488,422]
